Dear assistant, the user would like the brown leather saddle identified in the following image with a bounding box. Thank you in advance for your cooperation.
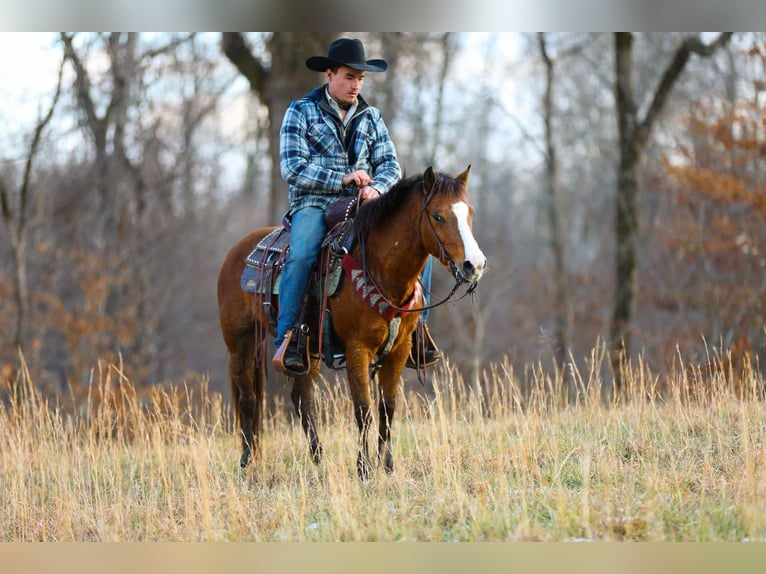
[240,197,358,366]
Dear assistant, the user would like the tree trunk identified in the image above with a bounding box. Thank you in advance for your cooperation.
[427,33,455,164]
[376,33,402,126]
[539,33,575,401]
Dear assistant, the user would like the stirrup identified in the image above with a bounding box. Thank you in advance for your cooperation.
[273,329,309,376]
[406,323,441,369]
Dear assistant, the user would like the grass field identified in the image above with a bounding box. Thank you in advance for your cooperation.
[1,348,764,541]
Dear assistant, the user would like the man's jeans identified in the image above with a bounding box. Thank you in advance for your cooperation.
[420,256,433,323]
[277,206,326,344]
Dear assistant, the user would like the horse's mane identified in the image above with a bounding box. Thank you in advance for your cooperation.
[352,171,464,243]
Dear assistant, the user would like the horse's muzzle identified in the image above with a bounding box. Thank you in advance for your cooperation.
[454,258,486,284]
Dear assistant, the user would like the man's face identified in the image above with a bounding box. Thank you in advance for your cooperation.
[326,66,365,108]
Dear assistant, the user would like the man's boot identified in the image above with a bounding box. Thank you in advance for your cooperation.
[273,330,308,375]
[406,322,441,368]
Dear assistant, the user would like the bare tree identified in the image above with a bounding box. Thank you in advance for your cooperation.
[46,33,229,389]
[610,32,733,393]
[61,33,139,239]
[0,56,64,355]
[538,33,575,401]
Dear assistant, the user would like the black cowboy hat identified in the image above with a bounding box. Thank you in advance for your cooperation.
[306,38,387,73]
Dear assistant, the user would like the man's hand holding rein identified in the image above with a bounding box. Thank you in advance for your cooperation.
[342,169,379,202]
[342,169,372,188]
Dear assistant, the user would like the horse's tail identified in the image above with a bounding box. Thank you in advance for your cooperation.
[229,350,240,427]
[253,323,266,438]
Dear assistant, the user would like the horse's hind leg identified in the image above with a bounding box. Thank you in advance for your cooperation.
[231,325,263,469]
[290,361,323,464]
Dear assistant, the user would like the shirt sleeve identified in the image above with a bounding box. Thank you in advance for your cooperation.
[279,101,345,193]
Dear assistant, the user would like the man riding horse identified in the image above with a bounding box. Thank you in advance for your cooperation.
[273,37,440,375]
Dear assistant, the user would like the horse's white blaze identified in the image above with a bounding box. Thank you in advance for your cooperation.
[451,201,486,273]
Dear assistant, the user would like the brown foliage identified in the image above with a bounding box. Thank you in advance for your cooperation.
[646,62,766,371]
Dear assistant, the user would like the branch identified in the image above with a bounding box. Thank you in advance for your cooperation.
[538,33,555,168]
[495,94,546,158]
[221,33,268,95]
[539,32,595,62]
[636,33,733,150]
[19,53,65,232]
[574,33,615,91]
[1,53,65,239]
[538,32,553,68]
[104,32,137,156]
[687,32,734,57]
[60,33,107,149]
[139,32,195,63]
[0,175,11,228]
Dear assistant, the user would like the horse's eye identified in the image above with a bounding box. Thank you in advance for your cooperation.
[432,212,445,223]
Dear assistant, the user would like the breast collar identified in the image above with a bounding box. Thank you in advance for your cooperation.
[341,253,422,323]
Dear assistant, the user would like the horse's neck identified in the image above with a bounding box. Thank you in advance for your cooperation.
[359,211,427,304]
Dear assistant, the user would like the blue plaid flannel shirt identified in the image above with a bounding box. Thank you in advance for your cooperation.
[279,86,401,213]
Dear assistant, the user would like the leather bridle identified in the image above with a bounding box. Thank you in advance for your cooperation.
[357,175,479,316]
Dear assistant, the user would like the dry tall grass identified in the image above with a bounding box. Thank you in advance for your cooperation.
[1,346,764,541]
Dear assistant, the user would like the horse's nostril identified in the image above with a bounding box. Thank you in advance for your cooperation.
[462,261,475,275]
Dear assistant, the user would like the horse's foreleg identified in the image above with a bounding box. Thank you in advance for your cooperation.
[290,362,323,464]
[347,348,375,479]
[354,401,374,479]
[377,349,408,474]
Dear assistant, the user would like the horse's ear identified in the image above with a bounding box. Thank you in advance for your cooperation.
[456,164,471,187]
[423,166,437,193]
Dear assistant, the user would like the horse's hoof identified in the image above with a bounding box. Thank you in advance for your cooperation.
[240,450,252,469]
[311,444,323,465]
[383,454,394,474]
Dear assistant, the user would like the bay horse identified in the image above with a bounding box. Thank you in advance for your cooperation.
[217,166,486,478]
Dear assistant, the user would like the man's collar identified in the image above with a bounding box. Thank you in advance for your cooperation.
[325,86,358,122]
